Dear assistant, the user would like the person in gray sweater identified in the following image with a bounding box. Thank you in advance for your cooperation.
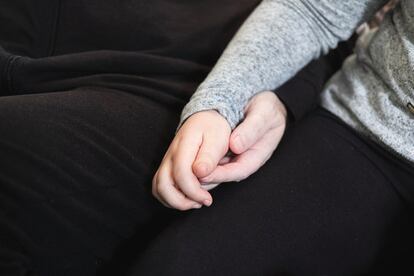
[0,0,413,274]
[154,0,413,207]
[145,1,414,274]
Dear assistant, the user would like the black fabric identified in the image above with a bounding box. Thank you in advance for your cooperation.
[0,0,261,103]
[0,89,413,275]
[0,87,179,275]
[128,108,414,276]
[1,1,414,275]
[0,0,352,123]
[0,46,12,92]
[0,0,261,60]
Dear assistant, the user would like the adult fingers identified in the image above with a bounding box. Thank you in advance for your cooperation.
[230,91,286,155]
[201,128,281,183]
[200,150,262,183]
[218,155,232,165]
[200,182,220,191]
[230,111,269,155]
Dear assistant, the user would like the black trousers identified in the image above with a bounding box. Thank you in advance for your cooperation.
[2,1,413,275]
[0,84,414,276]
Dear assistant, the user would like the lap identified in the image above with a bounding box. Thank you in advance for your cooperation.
[0,87,181,275]
[1,89,412,275]
[128,109,414,276]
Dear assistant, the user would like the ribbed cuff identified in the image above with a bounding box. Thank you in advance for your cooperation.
[178,96,244,131]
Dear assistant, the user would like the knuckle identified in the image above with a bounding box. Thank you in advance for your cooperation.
[153,185,164,202]
[172,171,205,201]
[156,182,167,197]
[152,185,157,197]
[170,152,178,164]
[183,186,200,199]
[258,113,270,128]
[250,113,266,132]
[184,185,204,201]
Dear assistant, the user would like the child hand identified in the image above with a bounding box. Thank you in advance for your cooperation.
[152,110,231,211]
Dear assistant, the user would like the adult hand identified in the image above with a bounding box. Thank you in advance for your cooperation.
[199,91,287,184]
[152,110,231,211]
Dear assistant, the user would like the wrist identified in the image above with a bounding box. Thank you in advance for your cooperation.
[189,110,232,133]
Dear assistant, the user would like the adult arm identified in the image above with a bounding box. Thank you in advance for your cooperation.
[153,0,387,210]
[179,0,387,129]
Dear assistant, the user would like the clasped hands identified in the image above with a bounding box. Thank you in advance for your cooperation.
[152,91,288,210]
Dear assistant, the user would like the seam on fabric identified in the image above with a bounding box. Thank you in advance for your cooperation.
[2,56,18,94]
[47,0,62,56]
[0,55,11,93]
[7,56,22,93]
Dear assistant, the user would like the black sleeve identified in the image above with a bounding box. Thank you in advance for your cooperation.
[273,38,356,122]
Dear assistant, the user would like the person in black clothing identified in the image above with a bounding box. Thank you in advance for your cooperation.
[0,1,413,275]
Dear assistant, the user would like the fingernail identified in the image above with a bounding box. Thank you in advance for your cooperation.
[203,199,212,207]
[193,203,202,209]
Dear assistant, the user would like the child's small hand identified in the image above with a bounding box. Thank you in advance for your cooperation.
[152,110,231,211]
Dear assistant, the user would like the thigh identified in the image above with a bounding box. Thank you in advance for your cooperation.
[129,109,414,276]
[0,87,179,275]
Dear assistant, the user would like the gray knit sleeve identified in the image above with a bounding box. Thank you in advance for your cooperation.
[178,0,386,129]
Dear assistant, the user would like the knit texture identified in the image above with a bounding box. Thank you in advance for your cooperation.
[180,0,414,164]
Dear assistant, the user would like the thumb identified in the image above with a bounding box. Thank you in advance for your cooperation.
[230,110,269,155]
[193,132,229,178]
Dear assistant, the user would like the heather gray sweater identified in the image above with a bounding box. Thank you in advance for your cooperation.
[180,0,414,165]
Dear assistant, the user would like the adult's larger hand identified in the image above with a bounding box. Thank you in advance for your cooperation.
[199,91,287,185]
[153,91,287,211]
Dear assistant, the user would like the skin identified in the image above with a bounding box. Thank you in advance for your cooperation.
[152,91,288,211]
